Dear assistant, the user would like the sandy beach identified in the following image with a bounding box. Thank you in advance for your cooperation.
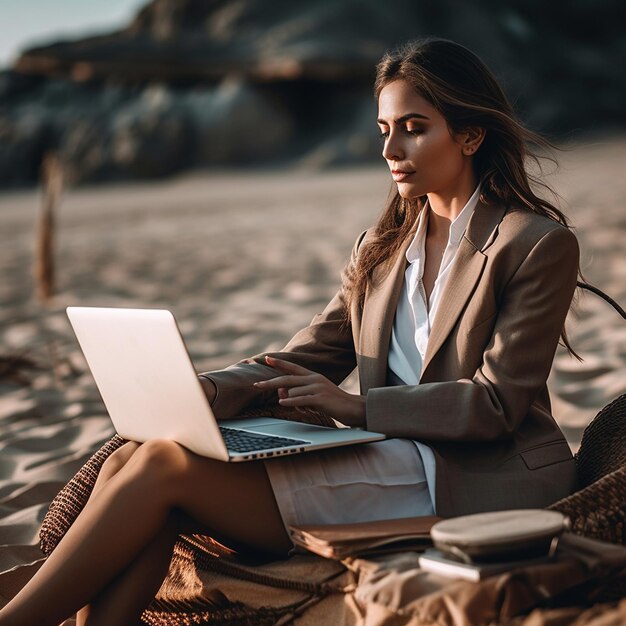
[1,134,625,609]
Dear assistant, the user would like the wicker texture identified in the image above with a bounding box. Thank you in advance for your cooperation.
[140,537,344,626]
[575,394,626,489]
[549,394,626,546]
[39,433,127,556]
[549,466,625,544]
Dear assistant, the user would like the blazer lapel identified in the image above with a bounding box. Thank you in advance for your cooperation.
[421,200,507,378]
[359,229,414,391]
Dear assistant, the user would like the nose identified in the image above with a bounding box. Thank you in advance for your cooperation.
[381,130,404,162]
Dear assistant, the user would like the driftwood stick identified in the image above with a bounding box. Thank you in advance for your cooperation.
[35,153,64,303]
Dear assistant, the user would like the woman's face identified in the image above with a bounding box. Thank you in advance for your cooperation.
[377,79,477,200]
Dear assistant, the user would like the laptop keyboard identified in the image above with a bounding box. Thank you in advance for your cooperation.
[219,426,309,453]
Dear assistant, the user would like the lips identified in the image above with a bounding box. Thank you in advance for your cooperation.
[391,170,415,182]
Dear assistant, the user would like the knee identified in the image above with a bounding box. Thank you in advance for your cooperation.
[133,439,189,483]
[100,441,140,478]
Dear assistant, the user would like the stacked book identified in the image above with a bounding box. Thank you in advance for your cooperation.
[417,549,551,581]
[290,509,566,581]
[289,516,441,559]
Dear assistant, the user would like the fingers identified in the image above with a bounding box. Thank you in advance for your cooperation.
[277,394,322,408]
[278,384,320,399]
[251,357,332,411]
[263,355,312,375]
[254,375,295,390]
[276,382,326,409]
[253,374,317,390]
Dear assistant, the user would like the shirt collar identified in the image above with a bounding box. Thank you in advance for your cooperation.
[449,183,482,245]
[405,200,429,263]
[406,183,482,263]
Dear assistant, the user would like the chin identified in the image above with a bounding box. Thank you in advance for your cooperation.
[396,184,421,199]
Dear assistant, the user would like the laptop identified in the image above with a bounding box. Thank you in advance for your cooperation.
[66,307,385,461]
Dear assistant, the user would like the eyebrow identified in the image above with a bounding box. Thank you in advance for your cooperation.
[377,112,430,125]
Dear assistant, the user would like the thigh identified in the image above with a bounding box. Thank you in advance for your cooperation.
[167,447,292,555]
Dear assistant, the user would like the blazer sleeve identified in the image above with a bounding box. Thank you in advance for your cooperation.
[365,226,579,442]
[200,231,364,419]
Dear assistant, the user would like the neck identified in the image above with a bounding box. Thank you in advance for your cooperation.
[426,171,478,222]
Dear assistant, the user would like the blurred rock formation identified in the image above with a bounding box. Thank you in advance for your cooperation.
[0,0,624,186]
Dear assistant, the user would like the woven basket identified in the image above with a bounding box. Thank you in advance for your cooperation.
[573,393,626,490]
[551,285,626,543]
[549,393,626,545]
[39,434,127,557]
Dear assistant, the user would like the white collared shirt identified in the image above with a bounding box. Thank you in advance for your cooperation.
[387,184,482,512]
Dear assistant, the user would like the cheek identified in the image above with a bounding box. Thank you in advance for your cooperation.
[421,131,455,159]
[424,137,463,175]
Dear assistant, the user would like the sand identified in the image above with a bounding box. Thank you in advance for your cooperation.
[0,134,625,606]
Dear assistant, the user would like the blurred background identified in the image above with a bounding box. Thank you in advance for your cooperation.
[1,0,625,185]
[0,0,625,588]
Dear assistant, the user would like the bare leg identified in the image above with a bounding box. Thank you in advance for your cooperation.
[76,514,179,626]
[89,441,141,499]
[76,441,175,626]
[0,439,290,626]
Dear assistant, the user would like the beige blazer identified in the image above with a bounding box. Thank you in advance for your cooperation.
[204,198,580,517]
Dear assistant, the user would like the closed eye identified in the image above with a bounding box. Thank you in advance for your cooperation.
[378,128,423,141]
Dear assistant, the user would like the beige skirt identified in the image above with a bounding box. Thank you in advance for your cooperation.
[264,438,434,531]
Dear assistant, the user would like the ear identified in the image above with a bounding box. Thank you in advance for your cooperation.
[457,127,486,156]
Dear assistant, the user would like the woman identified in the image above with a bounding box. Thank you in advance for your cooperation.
[0,37,579,626]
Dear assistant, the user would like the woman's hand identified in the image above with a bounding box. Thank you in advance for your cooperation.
[253,356,366,427]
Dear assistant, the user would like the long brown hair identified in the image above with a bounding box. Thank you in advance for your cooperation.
[345,37,580,356]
